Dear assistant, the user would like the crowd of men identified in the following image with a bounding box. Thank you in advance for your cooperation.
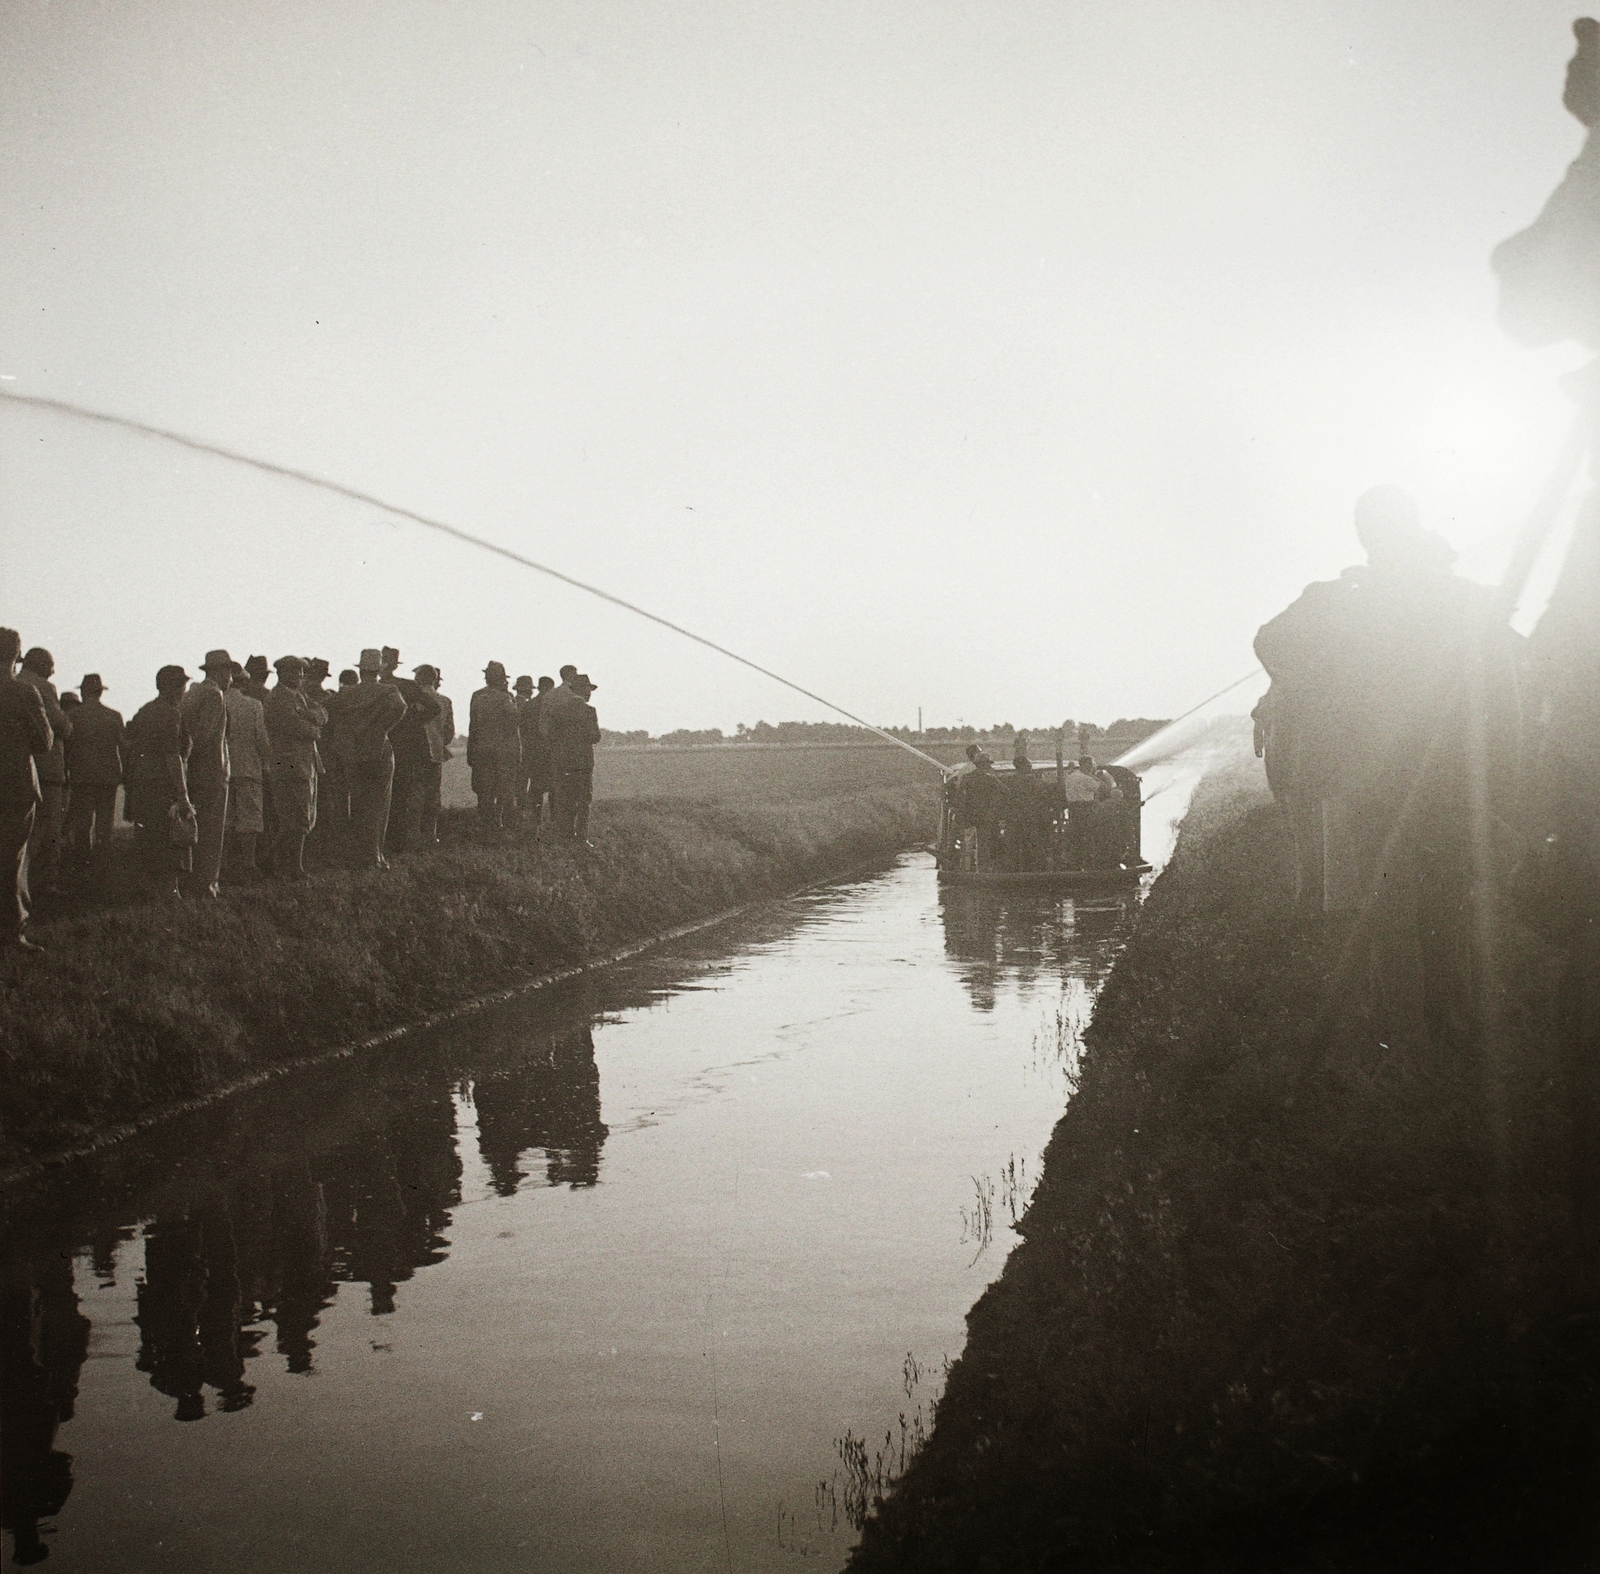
[0,632,604,952]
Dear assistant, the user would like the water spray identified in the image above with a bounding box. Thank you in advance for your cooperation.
[1114,669,1263,770]
[2,391,953,776]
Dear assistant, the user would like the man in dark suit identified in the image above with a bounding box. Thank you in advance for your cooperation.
[63,673,125,875]
[0,629,53,952]
[550,674,601,846]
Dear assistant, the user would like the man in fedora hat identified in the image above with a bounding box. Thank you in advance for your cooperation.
[16,647,71,899]
[238,655,271,707]
[550,673,601,845]
[62,673,124,876]
[468,660,521,838]
[264,656,326,880]
[379,646,441,856]
[305,657,333,704]
[412,664,455,847]
[238,656,278,866]
[180,651,233,897]
[511,675,537,829]
[538,663,581,745]
[123,664,195,900]
[327,649,407,869]
[518,675,556,835]
[0,629,53,950]
[223,662,272,883]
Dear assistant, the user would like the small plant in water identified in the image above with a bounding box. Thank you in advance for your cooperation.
[832,1351,946,1531]
[1032,995,1091,1095]
[902,1351,922,1399]
[959,1173,996,1256]
[1000,1153,1031,1227]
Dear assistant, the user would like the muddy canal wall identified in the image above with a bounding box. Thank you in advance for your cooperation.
[851,764,1598,1572]
[1,786,934,1171]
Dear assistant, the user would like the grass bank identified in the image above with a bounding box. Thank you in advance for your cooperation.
[0,785,935,1170]
[850,761,1598,1572]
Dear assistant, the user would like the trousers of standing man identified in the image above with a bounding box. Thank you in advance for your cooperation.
[317,763,350,843]
[26,780,64,895]
[348,756,395,868]
[188,769,229,897]
[388,743,428,854]
[415,759,443,845]
[271,769,318,880]
[64,784,118,870]
[553,768,593,840]
[2,802,34,940]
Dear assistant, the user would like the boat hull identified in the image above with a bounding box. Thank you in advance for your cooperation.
[935,862,1152,891]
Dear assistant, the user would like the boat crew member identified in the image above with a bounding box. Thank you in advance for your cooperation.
[1008,757,1063,872]
[1060,758,1100,868]
[957,746,1003,870]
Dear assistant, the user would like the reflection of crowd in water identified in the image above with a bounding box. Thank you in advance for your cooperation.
[0,1251,86,1564]
[0,1019,605,1562]
[475,1024,606,1194]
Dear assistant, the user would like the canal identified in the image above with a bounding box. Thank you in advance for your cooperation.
[2,769,1198,1572]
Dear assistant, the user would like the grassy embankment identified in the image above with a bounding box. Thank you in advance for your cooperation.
[851,759,1598,1572]
[1,748,937,1170]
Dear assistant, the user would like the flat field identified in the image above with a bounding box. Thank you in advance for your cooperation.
[443,742,946,806]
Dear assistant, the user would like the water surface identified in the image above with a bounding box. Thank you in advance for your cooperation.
[3,775,1197,1572]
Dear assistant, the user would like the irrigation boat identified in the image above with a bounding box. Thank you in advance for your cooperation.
[934,753,1153,891]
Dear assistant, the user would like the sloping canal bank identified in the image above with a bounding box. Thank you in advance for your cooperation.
[851,763,1600,1572]
[1,786,934,1172]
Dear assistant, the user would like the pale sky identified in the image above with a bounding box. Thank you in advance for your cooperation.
[1,1,1592,733]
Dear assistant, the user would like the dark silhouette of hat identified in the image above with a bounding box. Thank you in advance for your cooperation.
[244,654,270,678]
[201,648,233,671]
[81,673,105,693]
[157,664,190,688]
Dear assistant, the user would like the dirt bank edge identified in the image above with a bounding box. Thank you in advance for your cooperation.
[850,763,1597,1572]
[1,787,935,1176]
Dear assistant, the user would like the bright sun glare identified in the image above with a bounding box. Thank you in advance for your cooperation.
[1411,384,1546,492]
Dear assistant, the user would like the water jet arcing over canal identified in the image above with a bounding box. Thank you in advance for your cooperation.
[2,767,1205,1572]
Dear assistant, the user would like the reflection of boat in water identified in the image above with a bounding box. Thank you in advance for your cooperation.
[938,882,1137,1012]
[935,752,1153,891]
